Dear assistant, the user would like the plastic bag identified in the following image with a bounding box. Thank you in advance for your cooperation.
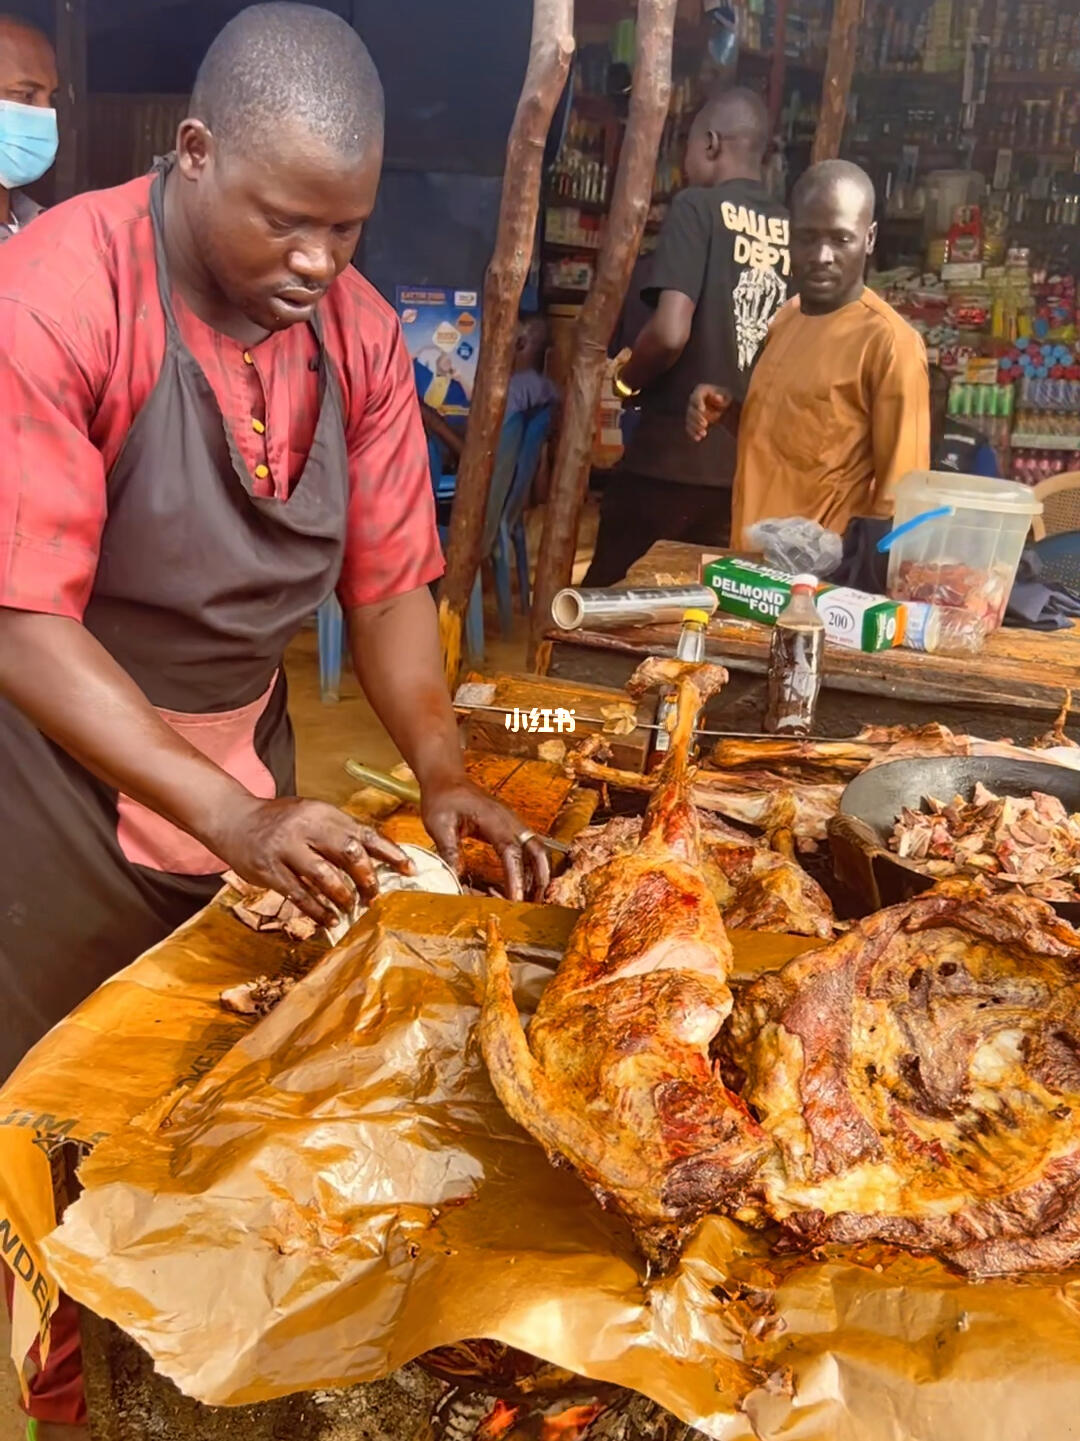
[745,517,843,578]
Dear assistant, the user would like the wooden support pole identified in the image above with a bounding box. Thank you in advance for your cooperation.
[437,0,576,688]
[812,0,862,163]
[53,0,88,201]
[528,0,679,663]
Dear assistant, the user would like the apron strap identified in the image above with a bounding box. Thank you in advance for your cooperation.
[148,156,182,344]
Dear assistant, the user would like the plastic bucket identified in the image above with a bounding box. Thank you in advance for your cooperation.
[884,471,1043,630]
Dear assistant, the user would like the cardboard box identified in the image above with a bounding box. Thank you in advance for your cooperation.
[702,558,905,653]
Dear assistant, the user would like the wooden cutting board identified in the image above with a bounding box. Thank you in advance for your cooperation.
[456,671,655,773]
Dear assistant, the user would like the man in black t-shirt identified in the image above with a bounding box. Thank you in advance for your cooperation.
[583,88,790,586]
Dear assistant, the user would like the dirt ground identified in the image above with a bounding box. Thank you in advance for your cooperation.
[0,503,600,1439]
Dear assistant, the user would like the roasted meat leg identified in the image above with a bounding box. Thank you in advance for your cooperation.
[481,659,769,1267]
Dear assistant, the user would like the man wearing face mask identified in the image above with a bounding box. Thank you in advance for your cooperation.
[0,14,58,240]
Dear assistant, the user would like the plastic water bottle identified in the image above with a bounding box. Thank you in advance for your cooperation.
[902,601,987,655]
[652,608,710,764]
[765,576,824,736]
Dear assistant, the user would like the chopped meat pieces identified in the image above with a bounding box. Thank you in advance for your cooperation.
[223,871,322,942]
[890,786,1080,902]
[220,974,297,1017]
[568,722,1051,851]
[722,882,1080,1276]
[892,559,1010,628]
[481,658,769,1268]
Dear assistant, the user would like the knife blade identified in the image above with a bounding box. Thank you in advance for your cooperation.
[345,760,422,805]
[344,760,571,855]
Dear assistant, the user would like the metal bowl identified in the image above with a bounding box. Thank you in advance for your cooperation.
[832,755,1080,923]
[326,843,464,943]
[374,842,463,899]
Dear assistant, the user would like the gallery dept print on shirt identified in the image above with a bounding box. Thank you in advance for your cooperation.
[624,178,790,488]
[719,195,790,372]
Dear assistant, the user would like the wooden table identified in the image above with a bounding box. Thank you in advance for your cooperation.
[538,541,1080,745]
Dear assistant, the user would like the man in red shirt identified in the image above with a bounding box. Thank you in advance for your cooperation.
[0,7,547,1431]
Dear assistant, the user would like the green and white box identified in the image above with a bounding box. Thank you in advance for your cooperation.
[814,586,903,652]
[702,558,903,654]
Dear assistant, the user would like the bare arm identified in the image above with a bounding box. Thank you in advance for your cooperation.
[620,290,696,393]
[619,191,708,394]
[347,586,549,898]
[0,610,247,837]
[347,587,464,791]
[0,610,403,921]
[421,402,465,459]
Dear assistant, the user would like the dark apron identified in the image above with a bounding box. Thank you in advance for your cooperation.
[0,159,349,1080]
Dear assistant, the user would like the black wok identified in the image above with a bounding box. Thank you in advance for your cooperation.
[831,755,1080,924]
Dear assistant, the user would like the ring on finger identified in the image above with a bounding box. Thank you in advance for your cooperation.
[515,829,536,847]
[343,837,365,862]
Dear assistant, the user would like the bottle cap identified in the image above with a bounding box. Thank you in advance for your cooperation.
[792,574,819,589]
[682,608,711,624]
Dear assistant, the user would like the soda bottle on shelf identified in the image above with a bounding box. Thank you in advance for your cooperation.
[765,578,824,736]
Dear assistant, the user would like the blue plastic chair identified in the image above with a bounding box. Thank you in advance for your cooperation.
[316,592,344,703]
[488,404,553,637]
[431,411,525,661]
[315,567,478,703]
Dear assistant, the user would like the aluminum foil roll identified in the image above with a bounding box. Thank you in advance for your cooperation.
[551,584,718,631]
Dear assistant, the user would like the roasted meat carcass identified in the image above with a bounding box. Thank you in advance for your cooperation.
[567,738,844,846]
[481,658,768,1267]
[546,814,836,938]
[723,881,1080,1275]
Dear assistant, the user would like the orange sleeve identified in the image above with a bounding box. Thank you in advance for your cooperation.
[868,323,930,515]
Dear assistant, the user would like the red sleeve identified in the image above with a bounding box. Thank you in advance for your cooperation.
[338,314,444,609]
[0,299,107,619]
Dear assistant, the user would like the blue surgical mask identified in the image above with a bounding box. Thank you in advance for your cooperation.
[0,100,59,190]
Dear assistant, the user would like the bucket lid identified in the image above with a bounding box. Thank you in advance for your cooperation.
[896,470,1043,516]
